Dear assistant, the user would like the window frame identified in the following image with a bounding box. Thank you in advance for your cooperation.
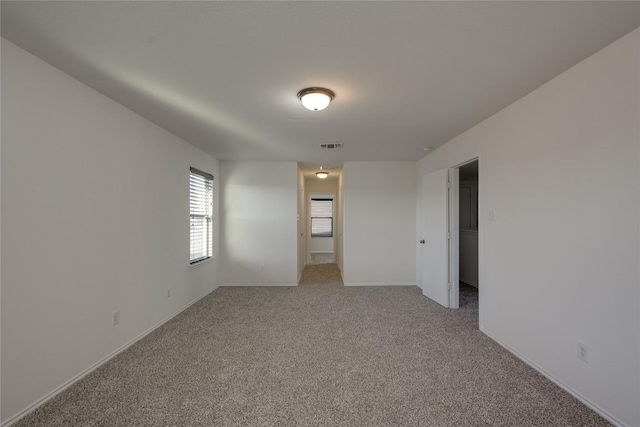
[189,167,214,265]
[310,197,334,238]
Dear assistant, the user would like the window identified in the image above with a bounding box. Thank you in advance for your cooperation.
[311,198,333,237]
[190,167,213,264]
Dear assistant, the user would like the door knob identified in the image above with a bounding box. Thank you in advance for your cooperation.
[419,240,425,244]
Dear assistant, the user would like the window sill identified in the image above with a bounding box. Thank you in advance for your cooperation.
[189,257,215,269]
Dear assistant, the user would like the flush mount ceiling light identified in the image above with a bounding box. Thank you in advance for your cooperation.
[297,87,335,111]
[316,167,329,179]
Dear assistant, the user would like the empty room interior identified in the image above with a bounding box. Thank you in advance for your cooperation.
[2,2,640,426]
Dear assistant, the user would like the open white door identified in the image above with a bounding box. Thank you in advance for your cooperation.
[449,167,459,309]
[421,169,449,307]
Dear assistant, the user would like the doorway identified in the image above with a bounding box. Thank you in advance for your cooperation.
[419,158,479,311]
[308,193,335,265]
[456,160,479,308]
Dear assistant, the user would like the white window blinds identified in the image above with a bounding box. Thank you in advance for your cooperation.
[311,198,333,237]
[190,167,213,264]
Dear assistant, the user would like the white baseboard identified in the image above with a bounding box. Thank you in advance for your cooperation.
[344,282,417,287]
[220,283,297,287]
[311,251,334,254]
[1,285,219,427]
[480,326,627,427]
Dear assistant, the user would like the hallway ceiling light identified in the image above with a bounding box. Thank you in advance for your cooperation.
[297,87,335,111]
[316,167,329,179]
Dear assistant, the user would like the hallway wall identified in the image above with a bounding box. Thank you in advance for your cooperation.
[343,162,416,286]
[297,168,306,281]
[219,161,298,286]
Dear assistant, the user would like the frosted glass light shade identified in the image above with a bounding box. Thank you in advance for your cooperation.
[297,88,335,111]
[301,93,331,111]
[316,171,329,179]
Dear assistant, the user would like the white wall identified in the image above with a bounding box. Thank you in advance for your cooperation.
[219,161,298,285]
[304,178,338,194]
[297,167,306,280]
[1,39,220,424]
[305,178,339,194]
[417,29,640,426]
[336,173,344,271]
[343,162,416,286]
[309,234,333,253]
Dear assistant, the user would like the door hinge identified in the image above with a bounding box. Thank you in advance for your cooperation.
[447,181,451,189]
[447,282,452,289]
[447,232,451,240]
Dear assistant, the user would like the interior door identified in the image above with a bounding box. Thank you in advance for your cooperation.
[421,169,449,308]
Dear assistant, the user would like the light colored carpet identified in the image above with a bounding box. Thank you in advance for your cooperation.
[15,263,608,426]
[458,281,478,308]
[309,253,334,264]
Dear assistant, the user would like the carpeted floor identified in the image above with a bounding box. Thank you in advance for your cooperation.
[459,281,478,308]
[15,264,609,426]
[309,253,335,264]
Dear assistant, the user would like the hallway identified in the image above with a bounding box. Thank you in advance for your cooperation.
[298,263,342,287]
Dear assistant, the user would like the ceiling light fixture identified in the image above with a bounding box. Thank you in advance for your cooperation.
[297,87,335,111]
[316,167,329,179]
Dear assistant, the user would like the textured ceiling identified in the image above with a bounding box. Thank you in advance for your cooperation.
[2,1,638,167]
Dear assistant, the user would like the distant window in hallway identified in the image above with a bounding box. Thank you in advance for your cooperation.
[311,198,333,237]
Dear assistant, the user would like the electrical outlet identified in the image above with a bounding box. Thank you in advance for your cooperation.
[577,341,589,363]
[260,265,265,272]
[167,288,171,298]
[489,210,497,221]
[112,310,120,326]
